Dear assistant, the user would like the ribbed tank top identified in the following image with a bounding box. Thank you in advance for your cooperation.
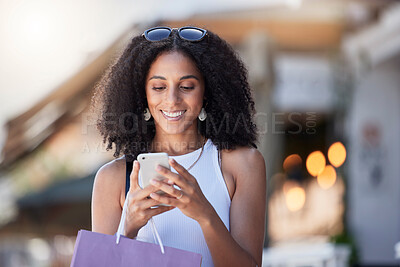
[126,139,231,267]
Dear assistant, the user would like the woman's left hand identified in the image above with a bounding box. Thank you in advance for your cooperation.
[149,158,215,224]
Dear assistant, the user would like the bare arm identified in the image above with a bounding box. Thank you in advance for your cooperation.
[200,148,266,266]
[91,160,124,235]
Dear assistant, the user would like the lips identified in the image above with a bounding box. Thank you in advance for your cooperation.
[160,110,186,121]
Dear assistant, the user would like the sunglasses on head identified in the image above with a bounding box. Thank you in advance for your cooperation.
[142,26,207,42]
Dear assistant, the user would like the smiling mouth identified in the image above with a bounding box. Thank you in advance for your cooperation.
[160,110,186,120]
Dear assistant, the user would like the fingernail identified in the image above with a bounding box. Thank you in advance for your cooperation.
[155,165,162,171]
[150,179,158,185]
[167,180,174,185]
[169,158,175,164]
[150,193,156,198]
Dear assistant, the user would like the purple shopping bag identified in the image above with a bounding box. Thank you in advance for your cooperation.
[71,194,202,267]
[70,230,202,267]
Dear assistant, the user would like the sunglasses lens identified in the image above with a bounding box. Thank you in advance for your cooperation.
[179,28,205,41]
[146,28,171,41]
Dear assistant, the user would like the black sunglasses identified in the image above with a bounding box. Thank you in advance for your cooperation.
[142,26,207,42]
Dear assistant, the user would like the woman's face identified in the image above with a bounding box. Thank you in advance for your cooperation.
[145,50,205,135]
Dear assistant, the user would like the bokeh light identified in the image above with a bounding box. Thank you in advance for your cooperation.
[28,238,51,261]
[317,165,337,189]
[283,180,299,195]
[285,186,306,212]
[283,154,302,172]
[328,142,346,167]
[306,151,326,176]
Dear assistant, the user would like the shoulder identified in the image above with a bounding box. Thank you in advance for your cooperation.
[221,146,265,179]
[93,156,127,203]
[228,146,265,164]
[220,146,266,197]
[95,156,126,181]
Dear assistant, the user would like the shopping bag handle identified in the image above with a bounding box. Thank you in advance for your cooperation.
[115,193,165,254]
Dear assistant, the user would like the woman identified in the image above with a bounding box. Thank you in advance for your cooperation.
[91,26,266,267]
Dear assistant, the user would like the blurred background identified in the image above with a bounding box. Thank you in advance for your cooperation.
[1,0,399,266]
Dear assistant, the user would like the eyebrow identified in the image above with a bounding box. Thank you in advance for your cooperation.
[148,75,199,81]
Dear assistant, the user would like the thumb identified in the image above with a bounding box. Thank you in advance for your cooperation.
[129,160,140,192]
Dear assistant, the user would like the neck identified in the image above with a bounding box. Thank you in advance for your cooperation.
[150,131,205,156]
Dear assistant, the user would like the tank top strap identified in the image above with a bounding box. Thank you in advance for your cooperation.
[206,139,222,171]
[125,158,133,196]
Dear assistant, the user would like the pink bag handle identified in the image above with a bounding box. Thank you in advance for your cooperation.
[116,193,165,254]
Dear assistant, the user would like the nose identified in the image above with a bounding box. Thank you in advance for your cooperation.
[165,86,180,104]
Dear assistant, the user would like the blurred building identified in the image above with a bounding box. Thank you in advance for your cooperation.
[343,3,400,264]
[0,26,132,265]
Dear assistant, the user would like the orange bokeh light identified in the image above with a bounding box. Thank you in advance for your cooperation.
[283,154,302,172]
[317,165,337,189]
[283,180,299,195]
[328,142,346,168]
[306,151,326,176]
[285,186,306,212]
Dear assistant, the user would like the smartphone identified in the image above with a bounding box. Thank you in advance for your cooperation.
[137,152,171,206]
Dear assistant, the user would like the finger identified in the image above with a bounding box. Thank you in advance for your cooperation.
[168,158,196,183]
[147,205,175,218]
[139,197,165,210]
[135,183,163,200]
[129,160,140,191]
[155,165,187,189]
[150,192,182,207]
[150,179,182,197]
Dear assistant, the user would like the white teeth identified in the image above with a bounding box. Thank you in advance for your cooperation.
[162,110,185,117]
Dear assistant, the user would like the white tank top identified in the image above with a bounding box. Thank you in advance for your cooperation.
[136,139,231,267]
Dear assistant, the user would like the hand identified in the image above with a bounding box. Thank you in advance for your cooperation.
[149,158,215,224]
[124,160,175,238]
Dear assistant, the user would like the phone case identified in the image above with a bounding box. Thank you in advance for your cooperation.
[137,153,171,207]
[137,152,170,188]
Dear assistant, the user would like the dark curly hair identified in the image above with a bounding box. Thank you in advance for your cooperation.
[91,26,258,161]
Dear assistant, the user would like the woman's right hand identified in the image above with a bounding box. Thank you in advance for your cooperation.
[124,160,175,238]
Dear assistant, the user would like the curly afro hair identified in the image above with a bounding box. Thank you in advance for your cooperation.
[91,26,258,161]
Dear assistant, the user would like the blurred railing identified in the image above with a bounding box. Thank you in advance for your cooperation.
[262,243,350,267]
[0,235,75,267]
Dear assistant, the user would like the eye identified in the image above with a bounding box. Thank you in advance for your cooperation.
[152,86,165,90]
[180,86,194,90]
